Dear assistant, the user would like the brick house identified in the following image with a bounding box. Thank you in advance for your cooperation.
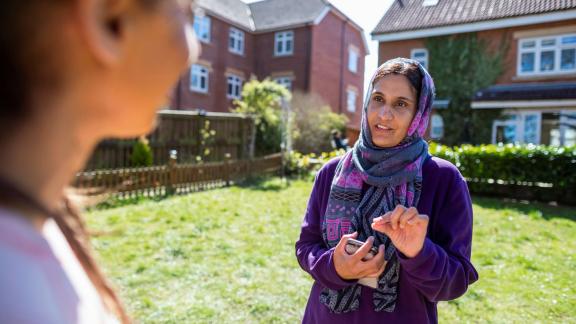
[372,0,576,146]
[171,0,368,142]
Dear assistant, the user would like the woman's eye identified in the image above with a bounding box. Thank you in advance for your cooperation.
[373,95,383,102]
[396,101,407,108]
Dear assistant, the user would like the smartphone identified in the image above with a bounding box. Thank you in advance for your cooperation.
[345,238,379,260]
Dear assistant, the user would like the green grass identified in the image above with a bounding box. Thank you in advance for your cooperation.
[87,178,576,323]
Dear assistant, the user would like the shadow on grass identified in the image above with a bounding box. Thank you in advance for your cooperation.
[235,176,291,192]
[472,195,576,222]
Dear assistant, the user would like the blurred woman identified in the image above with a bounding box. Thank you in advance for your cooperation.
[0,0,199,322]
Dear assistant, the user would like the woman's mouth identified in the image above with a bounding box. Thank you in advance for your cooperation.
[374,124,395,134]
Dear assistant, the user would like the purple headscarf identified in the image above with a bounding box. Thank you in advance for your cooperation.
[320,58,435,313]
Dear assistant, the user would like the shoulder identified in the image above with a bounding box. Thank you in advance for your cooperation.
[423,156,465,184]
[317,156,342,179]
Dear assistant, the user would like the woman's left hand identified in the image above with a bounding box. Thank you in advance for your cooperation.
[371,205,429,258]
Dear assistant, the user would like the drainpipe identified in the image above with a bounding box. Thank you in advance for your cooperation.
[338,18,348,114]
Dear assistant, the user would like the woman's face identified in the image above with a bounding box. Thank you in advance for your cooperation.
[81,0,200,138]
[366,74,418,148]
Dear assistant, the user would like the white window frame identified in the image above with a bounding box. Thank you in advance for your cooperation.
[193,15,211,43]
[275,31,294,56]
[346,89,357,113]
[190,65,209,93]
[491,111,542,144]
[430,114,444,140]
[348,48,359,73]
[229,27,245,55]
[517,33,576,77]
[411,48,429,69]
[274,77,293,91]
[226,74,243,99]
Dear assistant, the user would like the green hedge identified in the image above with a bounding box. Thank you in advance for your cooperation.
[430,143,576,204]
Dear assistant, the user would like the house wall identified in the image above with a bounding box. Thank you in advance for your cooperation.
[310,11,366,132]
[171,16,255,113]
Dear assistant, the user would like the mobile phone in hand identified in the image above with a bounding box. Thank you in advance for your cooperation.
[345,238,379,261]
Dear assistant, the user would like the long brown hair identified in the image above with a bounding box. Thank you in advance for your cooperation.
[0,1,179,322]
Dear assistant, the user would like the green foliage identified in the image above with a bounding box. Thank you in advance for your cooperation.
[285,150,346,178]
[426,33,507,145]
[232,79,291,156]
[430,143,576,195]
[196,120,217,163]
[130,136,153,167]
[290,92,349,154]
[87,178,576,323]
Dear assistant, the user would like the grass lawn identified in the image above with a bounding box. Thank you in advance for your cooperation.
[87,178,576,323]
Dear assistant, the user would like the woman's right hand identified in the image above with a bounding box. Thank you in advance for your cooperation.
[333,232,387,280]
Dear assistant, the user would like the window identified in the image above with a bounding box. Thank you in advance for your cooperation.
[423,0,439,6]
[348,48,359,73]
[518,34,576,76]
[430,114,444,139]
[229,27,244,55]
[411,48,429,69]
[492,113,542,145]
[347,89,357,113]
[274,77,292,91]
[275,31,294,56]
[190,65,209,93]
[193,15,211,43]
[227,74,243,99]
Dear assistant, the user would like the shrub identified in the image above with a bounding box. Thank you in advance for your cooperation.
[130,136,153,167]
[429,143,576,191]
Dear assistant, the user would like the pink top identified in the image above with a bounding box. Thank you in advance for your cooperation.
[0,208,118,324]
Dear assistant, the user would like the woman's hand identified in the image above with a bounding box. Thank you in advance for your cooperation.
[371,205,429,258]
[333,232,387,280]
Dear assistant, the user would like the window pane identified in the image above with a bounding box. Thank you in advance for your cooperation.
[541,38,556,47]
[561,36,576,44]
[540,51,555,71]
[286,40,292,53]
[277,41,283,53]
[496,125,517,144]
[523,114,539,144]
[521,40,536,49]
[521,52,535,72]
[561,48,576,70]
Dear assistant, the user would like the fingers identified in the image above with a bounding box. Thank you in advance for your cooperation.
[351,236,374,261]
[408,213,429,226]
[335,231,358,254]
[361,245,387,277]
[399,207,418,229]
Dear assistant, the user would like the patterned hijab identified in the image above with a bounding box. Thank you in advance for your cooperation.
[320,58,435,313]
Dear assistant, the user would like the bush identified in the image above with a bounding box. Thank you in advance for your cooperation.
[130,136,153,167]
[290,92,349,154]
[232,78,291,156]
[429,143,576,192]
[285,150,346,178]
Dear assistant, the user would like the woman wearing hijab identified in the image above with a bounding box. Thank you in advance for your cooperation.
[296,58,478,323]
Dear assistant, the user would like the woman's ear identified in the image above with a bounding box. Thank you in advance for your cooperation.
[73,0,131,66]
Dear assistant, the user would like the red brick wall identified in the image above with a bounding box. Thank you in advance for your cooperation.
[310,11,366,131]
[171,16,255,113]
[377,21,576,85]
[253,26,312,91]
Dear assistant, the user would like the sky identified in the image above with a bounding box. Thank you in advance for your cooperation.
[243,0,395,92]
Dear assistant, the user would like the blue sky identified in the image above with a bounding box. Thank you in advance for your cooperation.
[243,0,395,93]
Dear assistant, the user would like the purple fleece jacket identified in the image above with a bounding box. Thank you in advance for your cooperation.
[296,156,478,324]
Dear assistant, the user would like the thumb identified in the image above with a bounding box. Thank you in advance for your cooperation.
[336,231,357,253]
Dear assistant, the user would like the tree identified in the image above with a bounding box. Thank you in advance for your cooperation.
[290,91,348,154]
[130,136,153,167]
[232,78,291,156]
[426,33,507,145]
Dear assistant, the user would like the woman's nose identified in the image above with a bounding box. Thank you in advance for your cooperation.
[377,105,394,120]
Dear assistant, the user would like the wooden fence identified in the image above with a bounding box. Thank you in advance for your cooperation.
[84,110,255,170]
[74,153,282,199]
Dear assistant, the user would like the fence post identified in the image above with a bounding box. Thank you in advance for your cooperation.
[225,153,231,186]
[167,150,177,196]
